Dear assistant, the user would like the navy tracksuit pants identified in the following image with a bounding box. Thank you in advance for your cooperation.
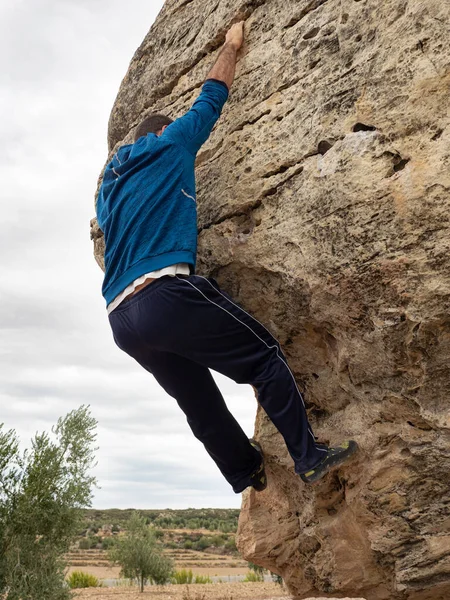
[108,274,326,493]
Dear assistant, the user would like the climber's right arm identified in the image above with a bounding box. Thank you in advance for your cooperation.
[207,22,244,89]
[163,22,244,155]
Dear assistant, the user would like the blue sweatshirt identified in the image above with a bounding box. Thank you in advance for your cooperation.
[96,79,229,305]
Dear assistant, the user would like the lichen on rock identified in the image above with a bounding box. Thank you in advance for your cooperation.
[92,0,450,598]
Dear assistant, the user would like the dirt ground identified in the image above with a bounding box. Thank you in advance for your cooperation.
[73,582,291,600]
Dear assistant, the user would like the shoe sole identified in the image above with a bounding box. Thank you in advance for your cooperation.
[301,440,359,484]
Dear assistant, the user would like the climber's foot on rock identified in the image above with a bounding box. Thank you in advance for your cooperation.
[249,439,267,491]
[300,440,359,484]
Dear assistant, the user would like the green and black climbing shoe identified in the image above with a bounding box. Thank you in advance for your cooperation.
[249,439,267,491]
[299,440,358,484]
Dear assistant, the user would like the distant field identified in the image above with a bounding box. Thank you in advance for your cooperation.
[68,508,255,586]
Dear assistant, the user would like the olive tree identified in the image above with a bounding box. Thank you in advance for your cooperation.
[109,512,173,591]
[0,406,97,600]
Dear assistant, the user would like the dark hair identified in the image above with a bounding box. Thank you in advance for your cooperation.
[134,114,173,141]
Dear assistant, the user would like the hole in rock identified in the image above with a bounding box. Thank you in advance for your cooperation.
[355,34,362,42]
[241,228,251,235]
[353,122,377,132]
[318,140,333,155]
[431,129,443,140]
[401,448,412,457]
[312,373,319,379]
[341,13,349,23]
[304,26,320,39]
[407,421,416,428]
[309,407,328,420]
[245,166,252,173]
[393,157,410,172]
[309,59,321,69]
[276,115,284,121]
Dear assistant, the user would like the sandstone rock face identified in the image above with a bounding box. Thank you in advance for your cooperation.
[92,0,450,598]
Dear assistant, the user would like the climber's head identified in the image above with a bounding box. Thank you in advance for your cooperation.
[134,114,174,141]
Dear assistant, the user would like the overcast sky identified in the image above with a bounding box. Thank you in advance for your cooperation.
[0,0,256,509]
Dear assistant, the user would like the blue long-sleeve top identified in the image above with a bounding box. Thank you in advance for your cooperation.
[96,79,229,305]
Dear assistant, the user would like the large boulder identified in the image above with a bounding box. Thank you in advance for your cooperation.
[92,0,450,598]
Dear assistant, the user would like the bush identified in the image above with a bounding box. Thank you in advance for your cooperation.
[183,539,193,549]
[78,539,91,550]
[224,537,237,553]
[102,537,116,550]
[193,536,210,551]
[88,535,102,548]
[67,571,101,589]
[172,569,193,584]
[194,574,212,584]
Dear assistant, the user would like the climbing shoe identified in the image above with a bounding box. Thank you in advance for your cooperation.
[249,439,267,491]
[299,440,358,484]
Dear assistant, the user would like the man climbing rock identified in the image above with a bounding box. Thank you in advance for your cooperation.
[96,22,358,493]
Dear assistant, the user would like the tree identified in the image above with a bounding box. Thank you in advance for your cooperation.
[109,512,173,592]
[0,406,97,600]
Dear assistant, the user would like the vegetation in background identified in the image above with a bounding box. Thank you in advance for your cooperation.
[67,571,101,589]
[193,574,212,584]
[77,510,240,557]
[244,562,266,582]
[243,570,264,582]
[0,406,97,600]
[271,572,284,585]
[172,569,193,584]
[83,507,239,533]
[108,512,173,592]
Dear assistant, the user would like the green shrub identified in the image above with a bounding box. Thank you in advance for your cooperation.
[193,536,210,551]
[224,537,237,552]
[172,569,193,584]
[67,571,101,589]
[244,570,264,582]
[183,539,193,549]
[194,574,212,584]
[101,537,116,550]
[89,535,102,548]
[248,562,266,576]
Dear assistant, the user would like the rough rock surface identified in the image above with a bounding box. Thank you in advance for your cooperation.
[91,0,450,599]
